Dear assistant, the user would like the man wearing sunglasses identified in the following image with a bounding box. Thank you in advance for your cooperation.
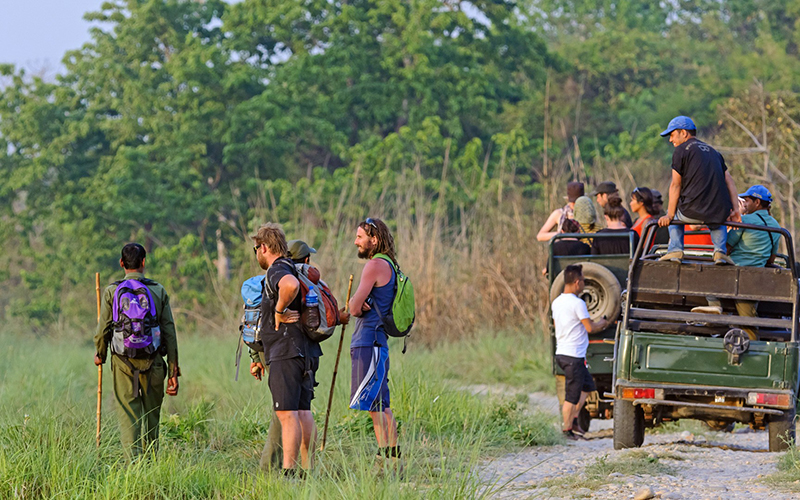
[250,223,315,477]
[349,217,401,469]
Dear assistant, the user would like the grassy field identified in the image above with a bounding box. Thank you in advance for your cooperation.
[0,328,557,498]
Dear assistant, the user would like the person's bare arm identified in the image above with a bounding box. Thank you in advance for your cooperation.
[724,171,741,222]
[537,209,563,242]
[581,317,610,334]
[659,170,682,227]
[350,260,381,317]
[274,274,300,330]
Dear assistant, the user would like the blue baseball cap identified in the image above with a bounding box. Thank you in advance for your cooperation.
[739,185,773,203]
[660,116,697,137]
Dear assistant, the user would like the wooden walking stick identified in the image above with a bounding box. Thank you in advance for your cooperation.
[95,272,103,449]
[320,274,354,451]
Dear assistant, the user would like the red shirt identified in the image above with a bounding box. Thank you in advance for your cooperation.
[632,215,654,238]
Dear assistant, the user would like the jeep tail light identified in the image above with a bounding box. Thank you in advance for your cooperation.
[622,388,655,399]
[747,392,792,407]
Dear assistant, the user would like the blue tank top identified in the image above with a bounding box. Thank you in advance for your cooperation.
[351,262,396,348]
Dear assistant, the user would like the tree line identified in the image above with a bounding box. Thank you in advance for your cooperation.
[2,0,800,333]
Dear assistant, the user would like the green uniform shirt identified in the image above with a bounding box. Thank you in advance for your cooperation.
[94,272,179,373]
[727,210,781,267]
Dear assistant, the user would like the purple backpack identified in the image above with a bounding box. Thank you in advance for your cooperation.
[110,278,161,358]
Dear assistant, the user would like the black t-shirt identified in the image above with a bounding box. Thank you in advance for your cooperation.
[552,239,591,256]
[621,208,633,229]
[672,138,732,223]
[591,228,639,255]
[260,257,307,363]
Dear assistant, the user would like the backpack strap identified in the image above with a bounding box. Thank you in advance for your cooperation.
[368,255,408,353]
[755,213,778,253]
[113,354,149,397]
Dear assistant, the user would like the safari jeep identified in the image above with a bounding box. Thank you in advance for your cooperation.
[612,222,799,451]
[548,231,636,429]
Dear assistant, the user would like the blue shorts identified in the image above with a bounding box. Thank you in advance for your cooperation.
[350,346,390,412]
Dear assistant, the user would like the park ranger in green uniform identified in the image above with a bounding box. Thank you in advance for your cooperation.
[94,243,180,458]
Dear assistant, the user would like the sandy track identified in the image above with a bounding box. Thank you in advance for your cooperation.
[476,389,797,499]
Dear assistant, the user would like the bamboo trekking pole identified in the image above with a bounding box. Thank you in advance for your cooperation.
[95,272,102,449]
[320,274,354,451]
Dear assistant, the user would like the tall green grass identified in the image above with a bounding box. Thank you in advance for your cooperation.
[0,330,559,498]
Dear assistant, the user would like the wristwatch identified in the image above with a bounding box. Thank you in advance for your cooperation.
[276,307,288,315]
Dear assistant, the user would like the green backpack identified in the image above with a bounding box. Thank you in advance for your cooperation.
[372,253,415,341]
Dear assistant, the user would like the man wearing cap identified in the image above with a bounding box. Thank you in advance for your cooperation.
[537,181,584,241]
[287,239,350,388]
[592,181,633,228]
[657,116,741,264]
[691,185,780,339]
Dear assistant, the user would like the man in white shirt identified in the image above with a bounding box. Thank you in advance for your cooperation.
[552,264,609,439]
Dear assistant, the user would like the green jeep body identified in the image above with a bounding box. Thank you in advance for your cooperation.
[612,222,799,451]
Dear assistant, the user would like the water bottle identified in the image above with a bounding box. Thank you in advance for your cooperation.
[304,285,321,330]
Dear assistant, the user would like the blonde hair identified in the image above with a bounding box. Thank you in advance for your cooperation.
[251,223,288,257]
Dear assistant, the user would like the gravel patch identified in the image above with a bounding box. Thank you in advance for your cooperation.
[477,391,795,499]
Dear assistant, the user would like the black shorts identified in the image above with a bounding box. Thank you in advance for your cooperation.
[268,357,314,411]
[556,355,596,405]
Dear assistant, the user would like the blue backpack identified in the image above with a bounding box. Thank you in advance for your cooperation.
[235,275,265,380]
[110,278,161,359]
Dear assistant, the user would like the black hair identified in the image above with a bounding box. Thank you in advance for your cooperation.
[603,193,625,220]
[563,264,583,286]
[632,187,659,216]
[746,196,771,212]
[687,129,697,137]
[121,243,146,270]
[560,218,582,234]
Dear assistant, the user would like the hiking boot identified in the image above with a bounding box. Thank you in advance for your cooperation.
[659,251,684,263]
[713,252,734,265]
[691,305,723,315]
[562,429,584,441]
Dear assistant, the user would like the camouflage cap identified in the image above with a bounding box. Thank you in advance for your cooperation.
[573,196,597,225]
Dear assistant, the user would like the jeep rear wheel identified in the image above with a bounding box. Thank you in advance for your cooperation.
[613,398,644,450]
[768,409,796,452]
[550,262,622,323]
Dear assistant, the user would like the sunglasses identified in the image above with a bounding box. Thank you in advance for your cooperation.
[253,244,261,255]
[362,217,378,235]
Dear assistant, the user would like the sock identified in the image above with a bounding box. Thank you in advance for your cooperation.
[377,447,387,457]
[385,446,401,458]
[282,468,296,477]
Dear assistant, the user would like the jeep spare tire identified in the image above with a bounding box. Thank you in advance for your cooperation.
[550,262,622,323]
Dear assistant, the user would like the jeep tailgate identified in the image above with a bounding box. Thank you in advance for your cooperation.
[619,332,793,389]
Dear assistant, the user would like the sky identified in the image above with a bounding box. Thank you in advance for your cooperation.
[0,0,105,78]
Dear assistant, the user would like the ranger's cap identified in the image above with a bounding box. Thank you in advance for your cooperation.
[651,189,663,204]
[566,181,585,202]
[287,240,316,260]
[590,181,618,196]
[739,185,773,203]
[660,115,697,137]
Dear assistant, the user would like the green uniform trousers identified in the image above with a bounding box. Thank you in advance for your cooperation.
[111,355,167,458]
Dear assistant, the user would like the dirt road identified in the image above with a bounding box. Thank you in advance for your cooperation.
[477,388,798,499]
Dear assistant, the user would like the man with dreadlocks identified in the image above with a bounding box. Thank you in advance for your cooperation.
[349,217,401,470]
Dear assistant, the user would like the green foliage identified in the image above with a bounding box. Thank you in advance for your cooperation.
[6,0,800,330]
[0,329,559,498]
